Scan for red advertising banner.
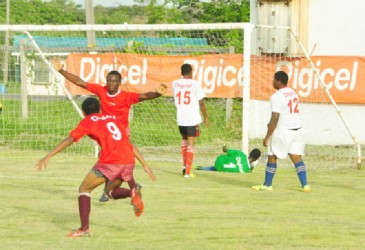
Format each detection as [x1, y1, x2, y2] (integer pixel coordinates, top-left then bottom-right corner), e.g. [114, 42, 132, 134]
[65, 53, 365, 104]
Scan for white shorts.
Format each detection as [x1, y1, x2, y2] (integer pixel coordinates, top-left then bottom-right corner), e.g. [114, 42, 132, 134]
[268, 128, 305, 159]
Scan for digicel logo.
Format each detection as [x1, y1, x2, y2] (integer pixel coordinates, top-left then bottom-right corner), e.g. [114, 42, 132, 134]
[184, 58, 360, 97]
[278, 59, 359, 98]
[79, 57, 148, 85]
[184, 58, 245, 94]
[74, 55, 360, 99]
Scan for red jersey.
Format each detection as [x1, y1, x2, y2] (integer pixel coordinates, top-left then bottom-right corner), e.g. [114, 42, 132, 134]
[86, 84, 140, 127]
[70, 113, 135, 165]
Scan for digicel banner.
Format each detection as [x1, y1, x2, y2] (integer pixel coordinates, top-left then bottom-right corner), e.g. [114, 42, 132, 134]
[65, 53, 365, 104]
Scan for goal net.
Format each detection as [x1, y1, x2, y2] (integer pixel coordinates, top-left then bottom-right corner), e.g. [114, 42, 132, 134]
[0, 24, 360, 169]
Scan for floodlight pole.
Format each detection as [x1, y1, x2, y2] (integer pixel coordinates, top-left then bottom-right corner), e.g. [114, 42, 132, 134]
[84, 0, 96, 47]
[3, 0, 10, 85]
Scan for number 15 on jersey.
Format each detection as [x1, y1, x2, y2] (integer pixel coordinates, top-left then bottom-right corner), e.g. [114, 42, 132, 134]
[175, 91, 191, 105]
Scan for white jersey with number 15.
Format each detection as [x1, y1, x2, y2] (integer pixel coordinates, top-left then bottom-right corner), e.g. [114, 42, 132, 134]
[270, 87, 302, 130]
[172, 78, 206, 126]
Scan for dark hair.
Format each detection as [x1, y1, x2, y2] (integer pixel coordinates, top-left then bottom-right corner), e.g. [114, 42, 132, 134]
[82, 97, 100, 115]
[107, 70, 122, 81]
[249, 148, 261, 161]
[181, 64, 192, 76]
[274, 71, 289, 85]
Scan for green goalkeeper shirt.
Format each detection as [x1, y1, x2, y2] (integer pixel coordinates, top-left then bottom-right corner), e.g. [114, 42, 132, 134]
[214, 149, 251, 173]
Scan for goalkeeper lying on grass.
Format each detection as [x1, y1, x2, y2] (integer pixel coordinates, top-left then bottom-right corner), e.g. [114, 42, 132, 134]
[196, 146, 261, 173]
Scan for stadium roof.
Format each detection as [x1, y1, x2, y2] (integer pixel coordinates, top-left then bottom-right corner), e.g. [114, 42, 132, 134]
[12, 35, 208, 50]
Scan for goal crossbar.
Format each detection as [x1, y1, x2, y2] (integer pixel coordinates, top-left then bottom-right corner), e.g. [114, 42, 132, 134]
[0, 23, 360, 169]
[0, 23, 252, 32]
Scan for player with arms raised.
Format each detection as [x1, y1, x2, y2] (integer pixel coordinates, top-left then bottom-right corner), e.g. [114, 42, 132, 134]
[252, 71, 311, 192]
[172, 63, 208, 178]
[53, 58, 165, 200]
[36, 97, 145, 237]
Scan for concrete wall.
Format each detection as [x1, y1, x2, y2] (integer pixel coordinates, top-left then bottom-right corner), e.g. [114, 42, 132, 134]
[308, 0, 365, 56]
[249, 0, 365, 145]
[248, 100, 364, 145]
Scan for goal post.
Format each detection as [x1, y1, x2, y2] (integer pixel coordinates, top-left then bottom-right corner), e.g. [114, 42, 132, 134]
[287, 26, 362, 169]
[251, 24, 362, 169]
[22, 31, 84, 119]
[0, 23, 361, 169]
[22, 30, 100, 158]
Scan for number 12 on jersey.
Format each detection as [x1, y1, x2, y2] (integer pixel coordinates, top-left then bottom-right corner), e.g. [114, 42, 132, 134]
[288, 97, 299, 114]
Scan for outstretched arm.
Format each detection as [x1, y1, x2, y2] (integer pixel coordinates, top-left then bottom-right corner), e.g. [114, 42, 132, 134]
[139, 83, 167, 101]
[53, 57, 87, 89]
[199, 99, 209, 126]
[35, 136, 75, 171]
[132, 144, 156, 182]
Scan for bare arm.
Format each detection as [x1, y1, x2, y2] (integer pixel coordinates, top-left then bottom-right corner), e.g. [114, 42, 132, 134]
[35, 136, 75, 171]
[263, 112, 280, 147]
[139, 83, 167, 101]
[132, 144, 156, 182]
[199, 99, 209, 126]
[53, 57, 87, 89]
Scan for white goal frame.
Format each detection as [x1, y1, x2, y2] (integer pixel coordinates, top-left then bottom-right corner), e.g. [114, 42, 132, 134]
[0, 23, 361, 168]
[0, 23, 252, 155]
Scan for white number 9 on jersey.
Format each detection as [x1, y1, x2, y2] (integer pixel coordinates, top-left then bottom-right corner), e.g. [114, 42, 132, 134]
[106, 122, 122, 140]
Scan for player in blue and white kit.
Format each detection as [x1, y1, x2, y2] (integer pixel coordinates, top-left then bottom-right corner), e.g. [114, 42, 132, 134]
[172, 63, 208, 178]
[252, 71, 311, 192]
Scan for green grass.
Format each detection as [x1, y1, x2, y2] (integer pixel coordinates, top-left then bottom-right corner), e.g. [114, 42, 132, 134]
[1, 155, 364, 249]
[1, 90, 360, 169]
[130, 97, 243, 147]
[0, 95, 243, 149]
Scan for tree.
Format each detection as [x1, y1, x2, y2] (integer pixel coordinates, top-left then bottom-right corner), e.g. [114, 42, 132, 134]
[0, 0, 84, 25]
[199, 0, 250, 23]
[133, 0, 249, 24]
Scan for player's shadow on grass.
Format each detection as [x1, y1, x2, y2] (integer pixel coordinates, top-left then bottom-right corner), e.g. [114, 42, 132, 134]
[157, 165, 187, 177]
[151, 165, 258, 188]
[196, 171, 258, 188]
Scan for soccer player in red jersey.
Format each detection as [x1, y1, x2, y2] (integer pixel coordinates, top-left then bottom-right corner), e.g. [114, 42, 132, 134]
[36, 97, 144, 237]
[53, 58, 163, 199]
[53, 58, 166, 128]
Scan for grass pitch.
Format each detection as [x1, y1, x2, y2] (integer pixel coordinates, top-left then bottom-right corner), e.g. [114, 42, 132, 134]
[1, 155, 364, 250]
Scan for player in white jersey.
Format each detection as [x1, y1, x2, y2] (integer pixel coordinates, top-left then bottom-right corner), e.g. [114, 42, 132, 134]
[252, 71, 311, 192]
[172, 63, 208, 178]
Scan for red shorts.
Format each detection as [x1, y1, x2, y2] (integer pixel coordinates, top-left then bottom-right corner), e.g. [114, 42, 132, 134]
[93, 162, 135, 182]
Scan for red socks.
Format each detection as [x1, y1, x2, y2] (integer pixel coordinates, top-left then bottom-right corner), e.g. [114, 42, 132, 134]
[110, 187, 131, 199]
[78, 193, 91, 231]
[185, 145, 194, 174]
[181, 140, 188, 167]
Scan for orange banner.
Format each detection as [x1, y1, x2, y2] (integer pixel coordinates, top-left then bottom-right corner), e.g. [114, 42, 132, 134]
[65, 53, 365, 104]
